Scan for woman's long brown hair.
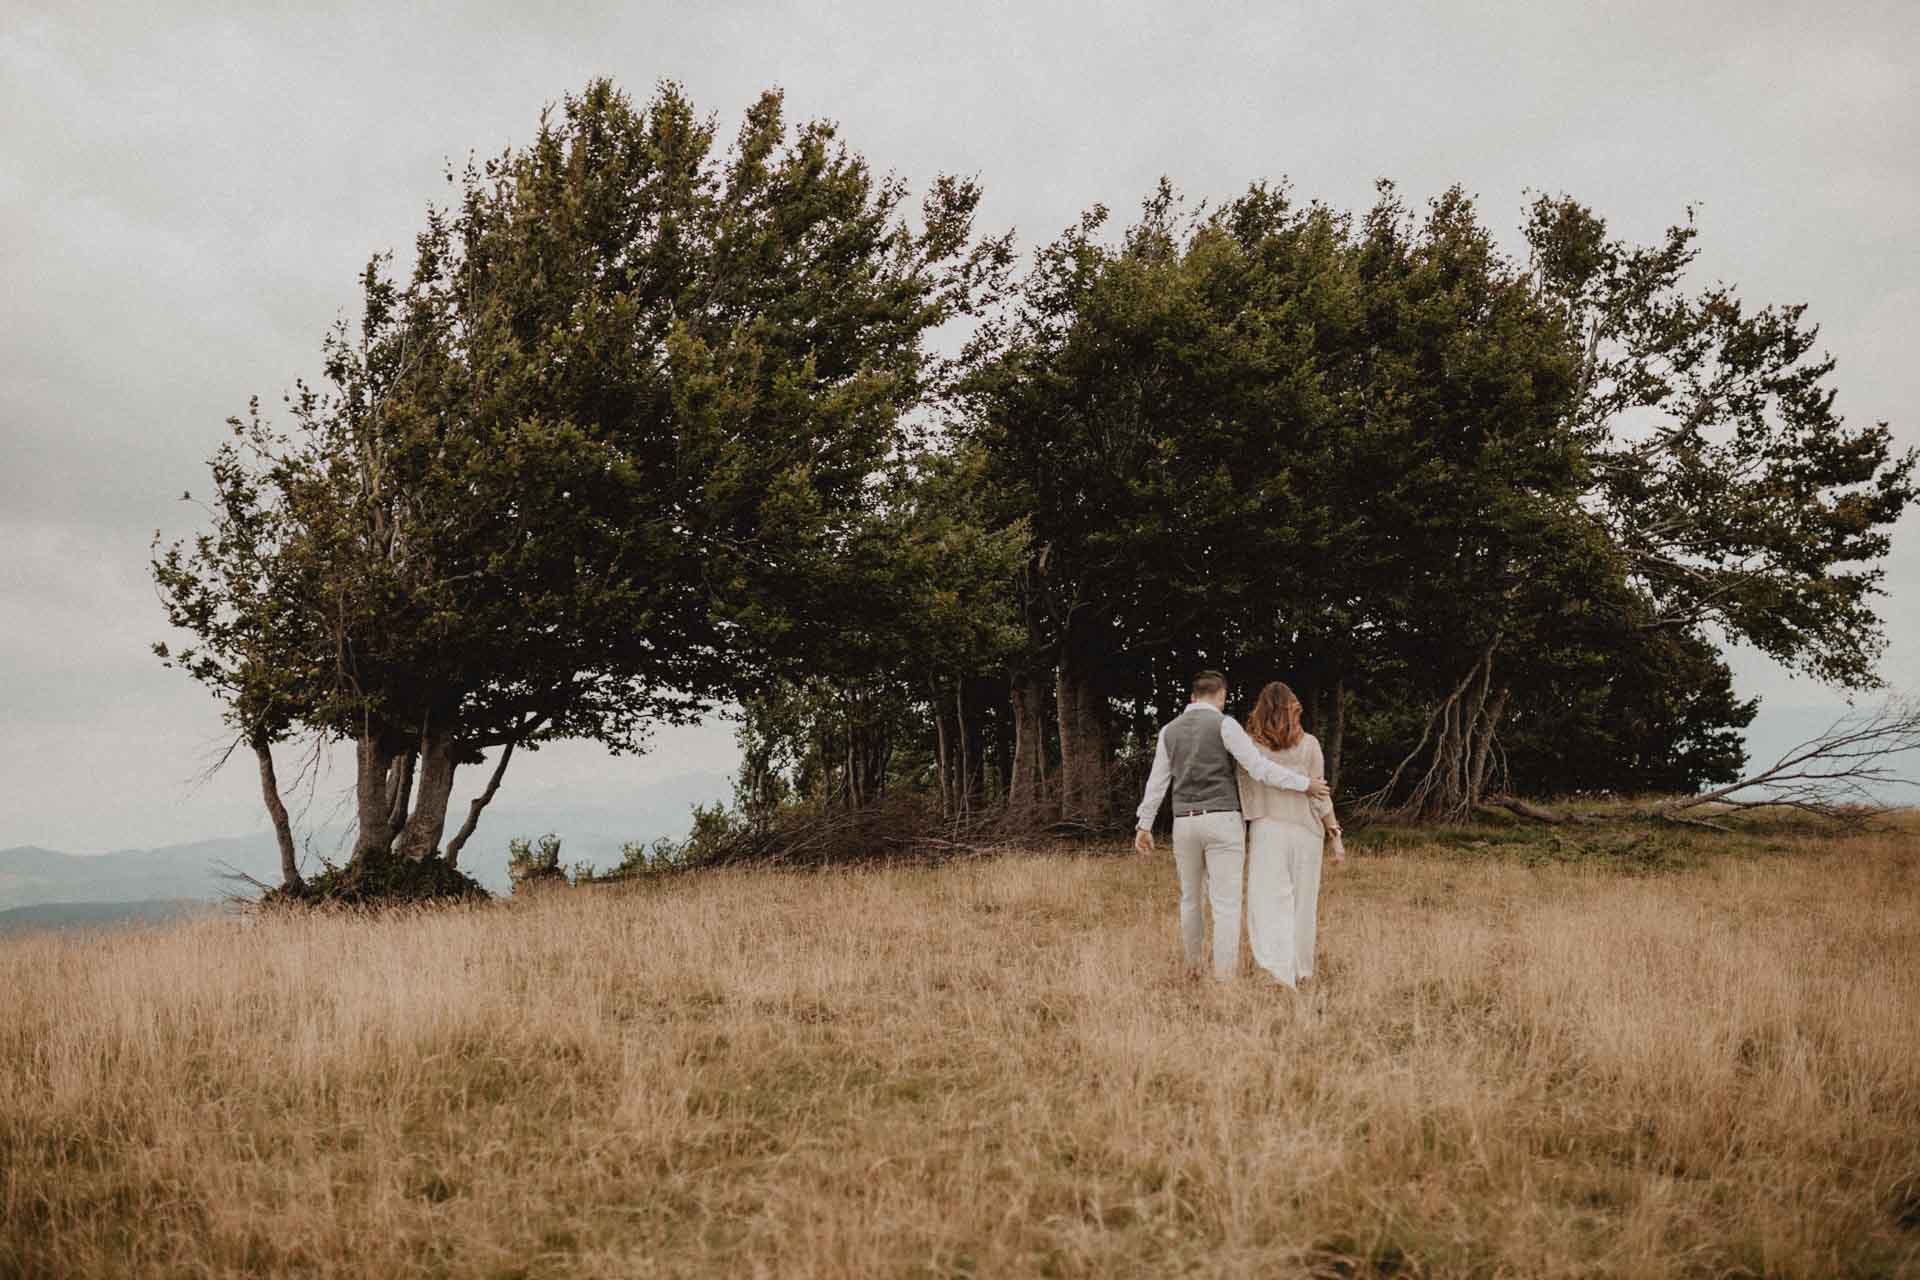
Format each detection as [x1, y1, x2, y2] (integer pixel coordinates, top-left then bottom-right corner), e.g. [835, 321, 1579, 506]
[1247, 681, 1305, 751]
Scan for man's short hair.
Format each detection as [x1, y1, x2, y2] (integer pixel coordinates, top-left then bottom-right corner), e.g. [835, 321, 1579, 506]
[1190, 670, 1227, 699]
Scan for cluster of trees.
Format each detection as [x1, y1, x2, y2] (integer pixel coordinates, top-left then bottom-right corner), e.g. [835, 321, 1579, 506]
[156, 80, 1914, 888]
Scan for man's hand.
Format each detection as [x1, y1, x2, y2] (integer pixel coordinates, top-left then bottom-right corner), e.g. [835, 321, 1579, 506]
[1307, 778, 1331, 801]
[1133, 828, 1154, 856]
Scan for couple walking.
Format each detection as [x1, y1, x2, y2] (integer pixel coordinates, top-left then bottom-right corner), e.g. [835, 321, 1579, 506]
[1133, 671, 1345, 987]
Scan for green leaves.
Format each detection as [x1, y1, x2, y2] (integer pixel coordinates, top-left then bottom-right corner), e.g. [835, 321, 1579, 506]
[1527, 193, 1916, 688]
[155, 78, 1004, 858]
[158, 89, 1913, 841]
[953, 178, 1909, 803]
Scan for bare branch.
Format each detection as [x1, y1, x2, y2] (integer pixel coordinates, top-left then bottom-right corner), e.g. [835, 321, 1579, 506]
[443, 714, 545, 866]
[1660, 695, 1920, 821]
[251, 732, 304, 890]
[1494, 696, 1920, 832]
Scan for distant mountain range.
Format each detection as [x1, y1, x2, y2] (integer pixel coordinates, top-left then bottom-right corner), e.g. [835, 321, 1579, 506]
[0, 835, 279, 915]
[0, 771, 731, 924]
[0, 899, 215, 935]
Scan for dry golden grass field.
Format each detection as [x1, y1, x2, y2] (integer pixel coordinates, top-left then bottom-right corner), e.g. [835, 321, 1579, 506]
[3, 815, 1918, 1278]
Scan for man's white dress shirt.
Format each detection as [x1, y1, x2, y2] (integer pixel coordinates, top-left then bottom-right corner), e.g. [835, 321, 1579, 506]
[1135, 703, 1312, 831]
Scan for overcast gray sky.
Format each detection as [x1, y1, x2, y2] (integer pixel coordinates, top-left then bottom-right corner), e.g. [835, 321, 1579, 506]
[3, 0, 1915, 852]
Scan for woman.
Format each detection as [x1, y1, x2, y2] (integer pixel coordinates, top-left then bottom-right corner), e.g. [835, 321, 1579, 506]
[1235, 681, 1344, 988]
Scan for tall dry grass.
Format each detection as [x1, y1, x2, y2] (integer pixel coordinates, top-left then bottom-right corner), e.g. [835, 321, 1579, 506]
[3, 820, 1918, 1277]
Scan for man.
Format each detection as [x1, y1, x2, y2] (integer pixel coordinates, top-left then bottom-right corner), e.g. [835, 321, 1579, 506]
[1134, 670, 1331, 980]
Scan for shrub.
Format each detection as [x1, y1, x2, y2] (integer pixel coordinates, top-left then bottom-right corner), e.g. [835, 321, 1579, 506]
[506, 834, 568, 894]
[260, 850, 488, 909]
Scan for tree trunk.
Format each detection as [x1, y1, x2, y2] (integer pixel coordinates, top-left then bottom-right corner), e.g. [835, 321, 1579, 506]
[444, 739, 516, 868]
[1056, 661, 1112, 827]
[932, 690, 952, 818]
[1366, 634, 1505, 822]
[1055, 667, 1081, 821]
[351, 734, 399, 864]
[954, 686, 972, 819]
[395, 726, 458, 860]
[838, 685, 890, 811]
[385, 749, 416, 837]
[251, 732, 302, 890]
[862, 723, 891, 804]
[1008, 670, 1049, 812]
[980, 673, 1013, 803]
[1469, 686, 1510, 801]
[1328, 677, 1347, 798]
[1054, 606, 1117, 827]
[845, 715, 861, 810]
[740, 739, 781, 829]
[1488, 794, 1570, 824]
[953, 680, 988, 819]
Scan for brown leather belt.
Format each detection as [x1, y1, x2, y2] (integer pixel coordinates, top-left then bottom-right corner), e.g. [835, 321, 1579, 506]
[1174, 807, 1240, 819]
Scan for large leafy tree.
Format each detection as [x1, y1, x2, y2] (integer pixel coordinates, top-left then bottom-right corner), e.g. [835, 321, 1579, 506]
[953, 179, 1907, 825]
[1318, 184, 1595, 819]
[957, 184, 1354, 822]
[1526, 194, 1916, 687]
[154, 79, 1008, 881]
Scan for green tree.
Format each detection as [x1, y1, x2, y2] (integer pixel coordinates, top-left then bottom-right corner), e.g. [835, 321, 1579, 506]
[154, 79, 1007, 885]
[730, 445, 1028, 818]
[1321, 183, 1592, 819]
[1525, 194, 1916, 687]
[958, 183, 1353, 823]
[958, 179, 1873, 824]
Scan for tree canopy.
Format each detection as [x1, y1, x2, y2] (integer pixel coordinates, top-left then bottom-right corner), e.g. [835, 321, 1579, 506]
[944, 179, 1906, 824]
[157, 84, 1914, 887]
[155, 79, 1009, 884]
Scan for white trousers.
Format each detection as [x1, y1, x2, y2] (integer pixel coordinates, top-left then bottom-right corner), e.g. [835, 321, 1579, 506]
[1247, 817, 1324, 987]
[1172, 811, 1246, 980]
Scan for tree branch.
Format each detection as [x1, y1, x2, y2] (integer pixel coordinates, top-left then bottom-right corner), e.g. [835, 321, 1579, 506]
[442, 715, 545, 865]
[1492, 695, 1920, 831]
[250, 730, 303, 890]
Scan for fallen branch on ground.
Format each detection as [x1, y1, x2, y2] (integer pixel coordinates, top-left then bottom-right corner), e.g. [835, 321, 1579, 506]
[1490, 695, 1920, 830]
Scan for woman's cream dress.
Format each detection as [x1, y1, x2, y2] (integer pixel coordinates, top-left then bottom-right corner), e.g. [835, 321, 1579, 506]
[1234, 733, 1337, 987]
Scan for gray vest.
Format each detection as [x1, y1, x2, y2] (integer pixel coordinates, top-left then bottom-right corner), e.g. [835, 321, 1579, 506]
[1164, 706, 1241, 813]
